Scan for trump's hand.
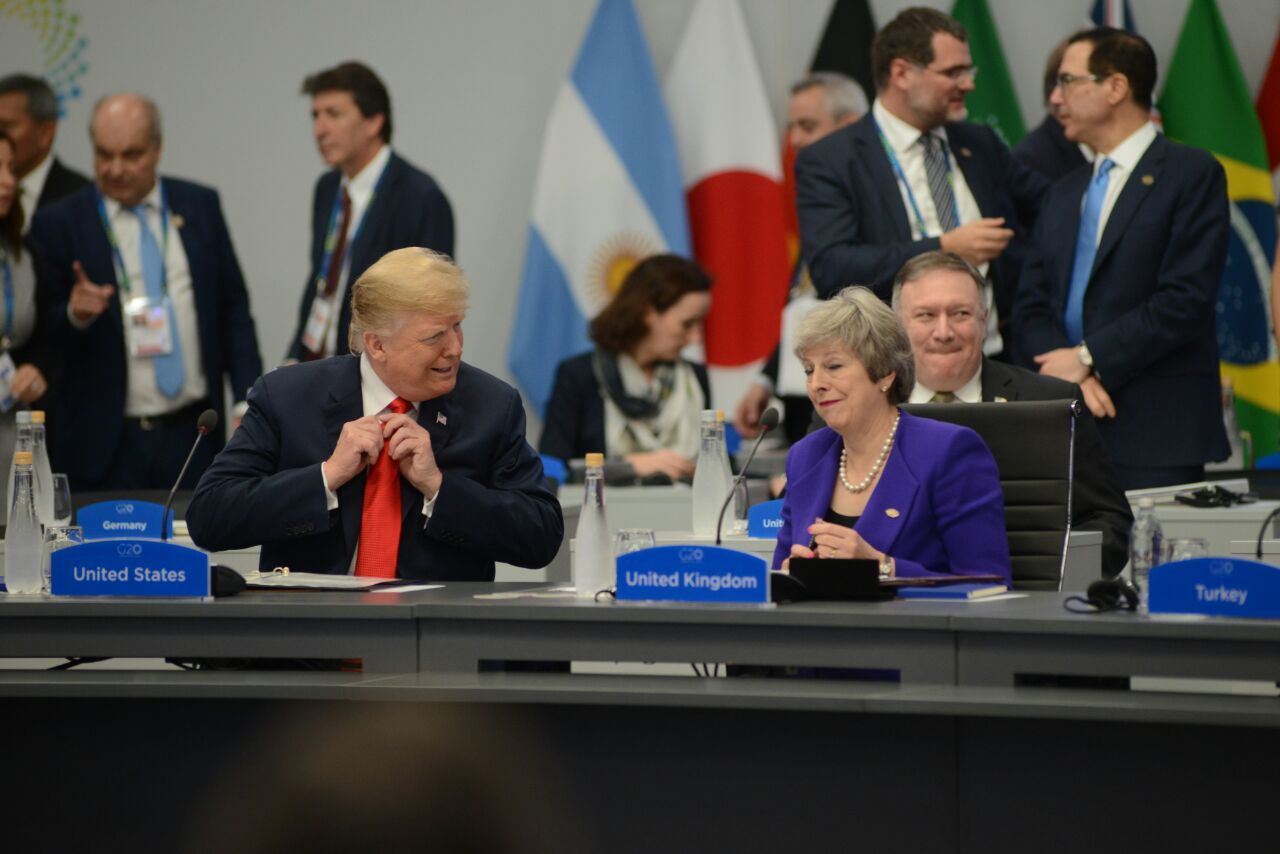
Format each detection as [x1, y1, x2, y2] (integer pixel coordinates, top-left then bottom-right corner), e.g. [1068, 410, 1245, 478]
[1034, 347, 1089, 384]
[322, 416, 384, 490]
[381, 412, 443, 498]
[69, 261, 115, 325]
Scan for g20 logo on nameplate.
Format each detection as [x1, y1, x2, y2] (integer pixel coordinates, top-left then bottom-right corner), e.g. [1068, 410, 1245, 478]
[77, 499, 174, 540]
[50, 539, 210, 598]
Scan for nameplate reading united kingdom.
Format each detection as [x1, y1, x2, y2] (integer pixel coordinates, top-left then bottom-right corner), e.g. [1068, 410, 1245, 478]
[78, 499, 174, 540]
[50, 539, 210, 598]
[616, 545, 768, 604]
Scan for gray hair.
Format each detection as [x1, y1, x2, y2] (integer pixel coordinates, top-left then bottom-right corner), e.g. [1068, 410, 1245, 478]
[794, 286, 915, 405]
[90, 93, 163, 146]
[890, 251, 988, 315]
[791, 71, 869, 121]
[0, 74, 58, 122]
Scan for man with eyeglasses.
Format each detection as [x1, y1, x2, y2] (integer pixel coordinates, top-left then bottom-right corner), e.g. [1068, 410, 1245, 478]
[795, 6, 1046, 359]
[1011, 28, 1229, 490]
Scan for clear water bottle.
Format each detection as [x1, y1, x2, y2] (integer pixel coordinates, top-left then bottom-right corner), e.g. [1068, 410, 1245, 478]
[691, 410, 726, 535]
[5, 451, 43, 594]
[6, 410, 32, 515]
[714, 409, 735, 496]
[30, 410, 53, 527]
[574, 453, 613, 600]
[1130, 497, 1163, 615]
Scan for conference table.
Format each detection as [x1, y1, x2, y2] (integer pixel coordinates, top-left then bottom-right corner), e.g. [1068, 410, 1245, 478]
[2, 583, 1280, 852]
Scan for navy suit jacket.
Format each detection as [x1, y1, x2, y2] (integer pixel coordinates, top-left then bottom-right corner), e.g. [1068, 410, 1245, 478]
[979, 359, 1131, 577]
[28, 178, 263, 486]
[772, 410, 1011, 582]
[539, 351, 710, 463]
[186, 356, 563, 580]
[286, 152, 454, 360]
[34, 157, 91, 211]
[1011, 134, 1230, 468]
[1012, 116, 1088, 184]
[796, 114, 1047, 323]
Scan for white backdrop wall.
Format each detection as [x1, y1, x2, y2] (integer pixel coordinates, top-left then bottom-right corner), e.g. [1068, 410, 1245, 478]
[3, 0, 1278, 435]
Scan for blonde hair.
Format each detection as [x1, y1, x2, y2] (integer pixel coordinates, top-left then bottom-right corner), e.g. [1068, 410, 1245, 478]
[793, 285, 915, 404]
[348, 248, 470, 353]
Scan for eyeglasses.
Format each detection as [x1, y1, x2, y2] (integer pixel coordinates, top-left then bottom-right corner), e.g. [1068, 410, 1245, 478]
[1055, 72, 1102, 90]
[921, 64, 979, 84]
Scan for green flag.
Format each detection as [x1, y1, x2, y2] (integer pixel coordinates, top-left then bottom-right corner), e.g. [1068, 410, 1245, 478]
[1157, 0, 1279, 460]
[951, 0, 1024, 145]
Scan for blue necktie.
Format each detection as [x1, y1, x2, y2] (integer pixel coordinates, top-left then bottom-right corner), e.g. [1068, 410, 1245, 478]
[131, 205, 185, 398]
[1063, 158, 1115, 344]
[920, 134, 958, 231]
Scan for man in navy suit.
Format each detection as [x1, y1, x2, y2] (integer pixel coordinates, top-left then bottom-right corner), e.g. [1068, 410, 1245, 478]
[286, 61, 454, 363]
[1012, 28, 1229, 489]
[795, 6, 1046, 356]
[1013, 40, 1090, 183]
[188, 248, 562, 580]
[29, 93, 262, 491]
[0, 74, 90, 221]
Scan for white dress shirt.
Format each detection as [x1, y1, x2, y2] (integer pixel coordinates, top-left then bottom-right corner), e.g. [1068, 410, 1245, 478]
[1089, 122, 1158, 246]
[908, 366, 984, 405]
[99, 182, 208, 417]
[319, 144, 391, 357]
[872, 100, 1001, 354]
[17, 153, 53, 235]
[320, 352, 438, 573]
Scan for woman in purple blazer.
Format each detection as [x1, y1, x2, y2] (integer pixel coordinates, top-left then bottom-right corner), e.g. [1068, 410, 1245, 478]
[773, 286, 1010, 582]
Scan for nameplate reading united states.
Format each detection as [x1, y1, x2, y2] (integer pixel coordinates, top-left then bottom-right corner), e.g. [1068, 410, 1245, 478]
[50, 539, 210, 598]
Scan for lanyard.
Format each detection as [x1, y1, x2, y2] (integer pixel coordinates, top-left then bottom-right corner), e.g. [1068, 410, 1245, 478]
[0, 245, 13, 341]
[317, 159, 391, 284]
[95, 184, 171, 297]
[871, 116, 958, 240]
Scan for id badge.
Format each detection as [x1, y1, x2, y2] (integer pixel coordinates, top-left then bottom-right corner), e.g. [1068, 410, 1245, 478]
[302, 287, 335, 354]
[125, 296, 174, 357]
[0, 351, 16, 413]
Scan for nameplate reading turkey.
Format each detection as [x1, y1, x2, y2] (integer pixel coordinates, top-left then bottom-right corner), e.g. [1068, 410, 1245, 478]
[616, 545, 768, 604]
[1148, 557, 1280, 619]
[50, 539, 210, 598]
[78, 500, 174, 540]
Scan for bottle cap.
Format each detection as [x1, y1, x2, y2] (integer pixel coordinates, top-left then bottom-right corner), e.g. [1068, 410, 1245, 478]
[585, 453, 604, 467]
[29, 410, 45, 424]
[1137, 497, 1154, 508]
[13, 451, 32, 466]
[715, 409, 725, 422]
[15, 411, 31, 424]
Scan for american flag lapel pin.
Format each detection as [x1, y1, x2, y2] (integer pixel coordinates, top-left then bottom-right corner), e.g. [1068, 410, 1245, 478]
[436, 412, 447, 426]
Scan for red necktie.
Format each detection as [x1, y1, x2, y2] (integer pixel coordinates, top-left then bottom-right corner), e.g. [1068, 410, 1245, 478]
[355, 397, 411, 578]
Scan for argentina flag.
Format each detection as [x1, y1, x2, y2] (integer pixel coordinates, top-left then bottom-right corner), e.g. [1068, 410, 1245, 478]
[508, 0, 690, 414]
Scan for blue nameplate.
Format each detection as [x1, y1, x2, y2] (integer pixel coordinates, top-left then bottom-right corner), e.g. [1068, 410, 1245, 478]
[1149, 557, 1280, 619]
[50, 539, 210, 598]
[616, 545, 768, 604]
[78, 500, 174, 540]
[748, 499, 785, 539]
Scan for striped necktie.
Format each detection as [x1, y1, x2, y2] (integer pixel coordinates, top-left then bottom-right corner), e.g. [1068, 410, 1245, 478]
[920, 134, 958, 232]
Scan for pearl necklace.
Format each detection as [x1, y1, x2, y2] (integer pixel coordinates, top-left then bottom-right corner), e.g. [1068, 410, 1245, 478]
[838, 411, 901, 493]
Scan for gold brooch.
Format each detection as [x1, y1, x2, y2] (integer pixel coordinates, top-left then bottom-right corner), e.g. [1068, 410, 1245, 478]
[1140, 175, 1154, 186]
[172, 213, 186, 229]
[885, 508, 900, 518]
[959, 146, 973, 158]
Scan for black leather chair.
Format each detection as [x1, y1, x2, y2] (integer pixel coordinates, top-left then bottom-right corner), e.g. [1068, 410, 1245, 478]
[903, 400, 1078, 591]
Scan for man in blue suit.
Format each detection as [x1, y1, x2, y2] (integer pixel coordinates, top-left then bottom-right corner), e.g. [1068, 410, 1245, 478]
[286, 61, 454, 363]
[188, 248, 562, 580]
[795, 6, 1046, 356]
[1012, 28, 1229, 490]
[29, 93, 262, 491]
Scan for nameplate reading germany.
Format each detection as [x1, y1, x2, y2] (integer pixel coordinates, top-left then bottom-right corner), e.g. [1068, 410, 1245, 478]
[50, 540, 210, 598]
[616, 545, 769, 604]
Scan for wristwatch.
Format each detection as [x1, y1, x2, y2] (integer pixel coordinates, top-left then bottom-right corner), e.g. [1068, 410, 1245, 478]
[879, 554, 894, 579]
[1077, 342, 1094, 370]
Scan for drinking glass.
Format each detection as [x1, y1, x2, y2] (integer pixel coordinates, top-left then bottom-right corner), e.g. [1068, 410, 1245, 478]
[615, 528, 657, 556]
[41, 525, 85, 594]
[51, 473, 72, 527]
[1164, 537, 1208, 563]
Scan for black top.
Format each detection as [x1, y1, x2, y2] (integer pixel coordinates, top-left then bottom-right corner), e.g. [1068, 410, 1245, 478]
[823, 507, 859, 528]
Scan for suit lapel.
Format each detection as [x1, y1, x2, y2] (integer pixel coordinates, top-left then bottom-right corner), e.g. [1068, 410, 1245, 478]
[400, 391, 453, 522]
[349, 153, 401, 274]
[856, 417, 919, 556]
[322, 358, 366, 555]
[979, 359, 1018, 402]
[163, 179, 211, 351]
[947, 125, 992, 215]
[1092, 136, 1165, 276]
[855, 120, 913, 240]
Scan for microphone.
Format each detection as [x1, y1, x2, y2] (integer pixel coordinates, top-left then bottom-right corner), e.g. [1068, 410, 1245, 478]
[161, 409, 218, 542]
[716, 407, 780, 546]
